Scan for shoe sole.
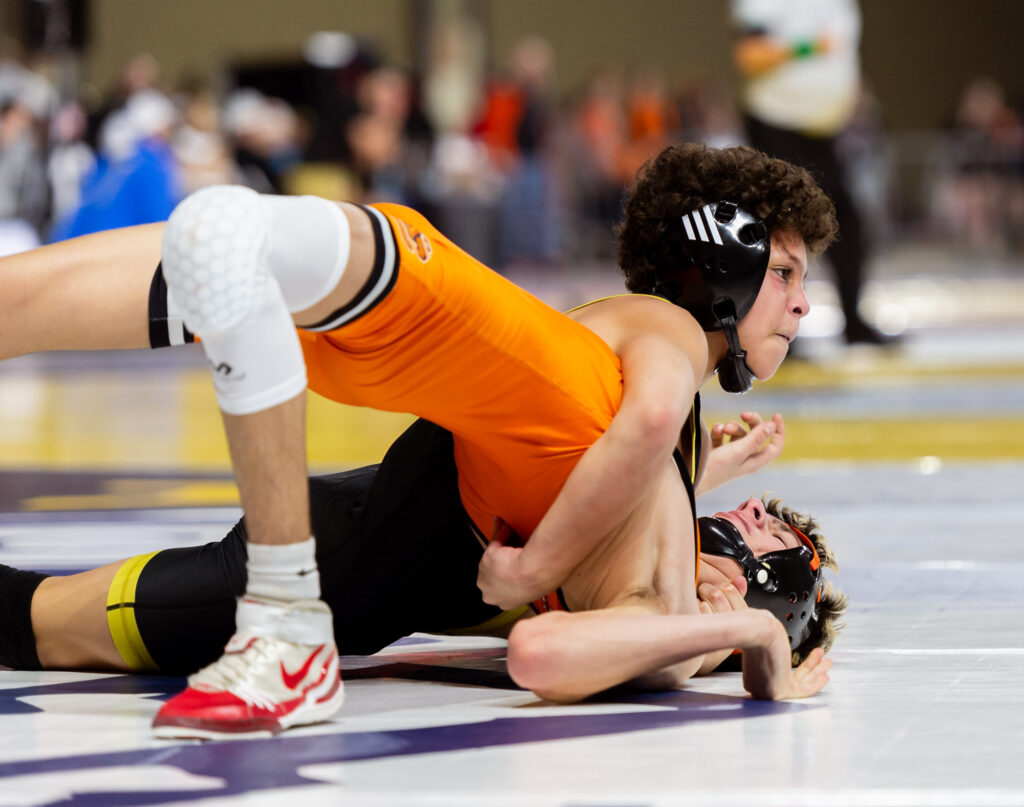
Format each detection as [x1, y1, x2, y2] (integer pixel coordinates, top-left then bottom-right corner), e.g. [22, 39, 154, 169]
[153, 676, 345, 742]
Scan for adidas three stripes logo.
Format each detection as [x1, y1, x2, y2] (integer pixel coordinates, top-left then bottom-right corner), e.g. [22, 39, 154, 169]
[681, 205, 723, 246]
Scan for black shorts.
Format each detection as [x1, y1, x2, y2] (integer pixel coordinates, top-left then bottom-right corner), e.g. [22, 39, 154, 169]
[129, 419, 503, 674]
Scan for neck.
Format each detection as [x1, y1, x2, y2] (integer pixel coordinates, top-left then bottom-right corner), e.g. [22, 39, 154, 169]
[703, 330, 728, 384]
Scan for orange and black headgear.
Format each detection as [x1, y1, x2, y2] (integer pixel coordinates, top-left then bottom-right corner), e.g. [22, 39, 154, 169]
[698, 515, 822, 650]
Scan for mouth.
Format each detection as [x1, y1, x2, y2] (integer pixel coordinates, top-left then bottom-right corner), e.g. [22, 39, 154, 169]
[715, 510, 752, 535]
[776, 333, 794, 344]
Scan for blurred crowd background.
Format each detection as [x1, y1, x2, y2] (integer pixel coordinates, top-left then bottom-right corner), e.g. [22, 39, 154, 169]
[1, 0, 1023, 344]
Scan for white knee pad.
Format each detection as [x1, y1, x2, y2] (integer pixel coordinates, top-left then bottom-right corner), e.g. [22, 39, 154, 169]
[163, 185, 271, 337]
[198, 276, 307, 415]
[261, 193, 351, 312]
[162, 186, 351, 329]
[162, 186, 350, 415]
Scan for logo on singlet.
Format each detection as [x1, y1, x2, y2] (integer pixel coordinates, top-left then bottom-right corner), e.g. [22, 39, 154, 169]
[395, 220, 433, 263]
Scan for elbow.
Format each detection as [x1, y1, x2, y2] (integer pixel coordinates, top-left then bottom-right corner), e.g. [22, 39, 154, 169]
[634, 398, 686, 453]
[507, 617, 585, 703]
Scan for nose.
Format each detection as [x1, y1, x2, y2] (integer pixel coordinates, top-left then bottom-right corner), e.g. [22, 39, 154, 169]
[739, 498, 767, 526]
[791, 280, 810, 319]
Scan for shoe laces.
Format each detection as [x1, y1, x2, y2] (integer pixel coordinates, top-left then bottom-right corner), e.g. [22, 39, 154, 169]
[188, 635, 282, 711]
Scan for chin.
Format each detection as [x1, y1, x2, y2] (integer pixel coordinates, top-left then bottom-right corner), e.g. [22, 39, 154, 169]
[748, 353, 785, 381]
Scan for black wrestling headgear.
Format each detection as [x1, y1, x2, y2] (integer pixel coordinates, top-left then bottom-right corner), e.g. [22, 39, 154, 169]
[652, 201, 770, 394]
[698, 515, 822, 651]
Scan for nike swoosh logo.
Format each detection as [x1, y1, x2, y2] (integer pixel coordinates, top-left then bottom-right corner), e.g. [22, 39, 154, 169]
[280, 644, 324, 690]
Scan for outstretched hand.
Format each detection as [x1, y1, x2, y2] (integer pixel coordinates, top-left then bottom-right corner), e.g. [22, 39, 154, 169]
[476, 518, 539, 611]
[742, 612, 832, 700]
[696, 412, 785, 496]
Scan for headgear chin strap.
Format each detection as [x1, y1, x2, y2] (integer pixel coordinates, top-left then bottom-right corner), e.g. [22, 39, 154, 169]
[650, 201, 770, 395]
[698, 515, 822, 651]
[715, 310, 756, 394]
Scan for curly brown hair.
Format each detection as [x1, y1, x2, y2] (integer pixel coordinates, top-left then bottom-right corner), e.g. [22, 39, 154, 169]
[617, 143, 838, 295]
[762, 496, 848, 667]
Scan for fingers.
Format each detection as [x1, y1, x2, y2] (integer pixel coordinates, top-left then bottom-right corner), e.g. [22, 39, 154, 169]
[791, 648, 832, 697]
[710, 422, 726, 448]
[740, 411, 762, 428]
[711, 412, 781, 447]
[799, 647, 831, 673]
[698, 580, 747, 613]
[488, 516, 515, 546]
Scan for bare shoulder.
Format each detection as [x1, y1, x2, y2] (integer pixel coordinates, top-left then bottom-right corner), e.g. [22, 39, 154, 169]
[570, 295, 708, 362]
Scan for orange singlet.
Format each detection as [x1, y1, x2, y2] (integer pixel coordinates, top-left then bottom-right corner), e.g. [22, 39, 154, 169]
[299, 203, 623, 541]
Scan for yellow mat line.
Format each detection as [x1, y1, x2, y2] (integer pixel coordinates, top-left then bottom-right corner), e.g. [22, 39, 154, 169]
[703, 414, 1024, 461]
[768, 358, 1024, 388]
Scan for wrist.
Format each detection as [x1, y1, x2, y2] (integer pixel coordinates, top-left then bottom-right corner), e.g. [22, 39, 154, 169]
[737, 609, 778, 650]
[516, 545, 560, 597]
[789, 39, 817, 59]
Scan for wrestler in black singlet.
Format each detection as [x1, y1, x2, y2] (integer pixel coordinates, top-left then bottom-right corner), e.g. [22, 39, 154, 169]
[132, 418, 503, 674]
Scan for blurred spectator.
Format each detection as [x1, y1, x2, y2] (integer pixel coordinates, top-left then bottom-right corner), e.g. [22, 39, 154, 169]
[47, 100, 96, 223]
[86, 53, 160, 147]
[837, 83, 894, 247]
[0, 96, 49, 240]
[223, 89, 304, 193]
[674, 75, 744, 149]
[941, 77, 1024, 251]
[51, 89, 182, 240]
[731, 0, 894, 346]
[495, 35, 562, 267]
[0, 40, 53, 248]
[173, 83, 238, 194]
[343, 67, 433, 204]
[473, 70, 522, 173]
[621, 67, 676, 180]
[570, 69, 628, 257]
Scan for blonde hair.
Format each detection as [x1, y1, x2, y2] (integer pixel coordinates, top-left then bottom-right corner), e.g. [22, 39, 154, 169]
[763, 496, 849, 666]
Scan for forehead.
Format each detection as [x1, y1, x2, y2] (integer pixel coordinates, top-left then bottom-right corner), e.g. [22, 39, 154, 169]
[769, 230, 808, 269]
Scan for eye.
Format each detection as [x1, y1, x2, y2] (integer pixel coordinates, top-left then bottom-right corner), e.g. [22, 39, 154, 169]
[772, 266, 793, 281]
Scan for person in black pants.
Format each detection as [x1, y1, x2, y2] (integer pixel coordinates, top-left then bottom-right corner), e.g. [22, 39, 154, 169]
[732, 0, 897, 345]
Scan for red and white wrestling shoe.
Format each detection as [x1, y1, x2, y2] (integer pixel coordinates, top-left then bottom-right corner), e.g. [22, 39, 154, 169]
[152, 597, 344, 740]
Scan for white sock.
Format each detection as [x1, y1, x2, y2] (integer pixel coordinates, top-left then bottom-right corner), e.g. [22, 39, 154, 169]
[245, 538, 321, 603]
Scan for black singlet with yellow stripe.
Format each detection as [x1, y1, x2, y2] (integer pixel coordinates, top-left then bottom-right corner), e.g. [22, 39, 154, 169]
[109, 419, 505, 674]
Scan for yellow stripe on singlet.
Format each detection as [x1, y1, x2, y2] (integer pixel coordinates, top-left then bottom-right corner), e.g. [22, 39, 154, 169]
[106, 551, 160, 672]
[564, 292, 667, 314]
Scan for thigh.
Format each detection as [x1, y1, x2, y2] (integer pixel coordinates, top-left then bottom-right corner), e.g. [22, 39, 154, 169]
[130, 527, 249, 675]
[0, 223, 161, 359]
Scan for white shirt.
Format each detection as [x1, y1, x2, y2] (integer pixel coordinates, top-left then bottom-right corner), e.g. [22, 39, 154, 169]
[732, 0, 861, 135]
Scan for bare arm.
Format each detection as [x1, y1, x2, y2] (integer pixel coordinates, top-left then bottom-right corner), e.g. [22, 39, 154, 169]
[477, 316, 705, 609]
[734, 32, 833, 79]
[734, 34, 792, 78]
[0, 223, 163, 360]
[506, 602, 829, 703]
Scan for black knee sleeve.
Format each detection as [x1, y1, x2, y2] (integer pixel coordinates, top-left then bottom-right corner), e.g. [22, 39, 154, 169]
[148, 263, 196, 349]
[0, 564, 49, 670]
[130, 528, 248, 675]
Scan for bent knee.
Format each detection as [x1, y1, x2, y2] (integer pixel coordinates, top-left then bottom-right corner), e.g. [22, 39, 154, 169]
[162, 185, 268, 337]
